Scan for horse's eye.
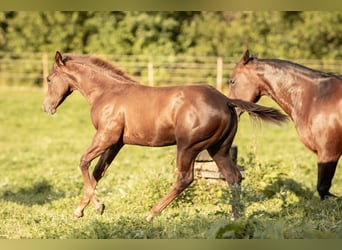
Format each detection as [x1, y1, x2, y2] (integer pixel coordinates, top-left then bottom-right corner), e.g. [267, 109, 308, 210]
[229, 79, 236, 85]
[47, 77, 51, 84]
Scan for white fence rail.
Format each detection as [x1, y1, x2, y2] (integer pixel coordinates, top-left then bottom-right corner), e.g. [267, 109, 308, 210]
[0, 52, 341, 91]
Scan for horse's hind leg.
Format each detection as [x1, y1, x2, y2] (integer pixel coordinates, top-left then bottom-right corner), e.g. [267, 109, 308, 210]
[208, 146, 242, 185]
[90, 142, 123, 214]
[146, 148, 197, 221]
[208, 144, 243, 219]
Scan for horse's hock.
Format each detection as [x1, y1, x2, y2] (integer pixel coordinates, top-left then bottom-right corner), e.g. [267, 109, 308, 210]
[195, 145, 245, 180]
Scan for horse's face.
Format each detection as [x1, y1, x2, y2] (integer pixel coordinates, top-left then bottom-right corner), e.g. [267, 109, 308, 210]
[227, 50, 262, 103]
[43, 52, 74, 115]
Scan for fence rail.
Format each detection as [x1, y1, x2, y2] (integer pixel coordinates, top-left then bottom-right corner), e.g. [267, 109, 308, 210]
[0, 52, 341, 91]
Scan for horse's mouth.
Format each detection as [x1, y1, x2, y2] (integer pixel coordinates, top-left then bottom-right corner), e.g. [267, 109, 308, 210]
[42, 103, 56, 115]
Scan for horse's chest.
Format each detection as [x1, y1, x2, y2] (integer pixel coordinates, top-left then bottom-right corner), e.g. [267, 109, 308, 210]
[295, 123, 316, 153]
[295, 107, 342, 154]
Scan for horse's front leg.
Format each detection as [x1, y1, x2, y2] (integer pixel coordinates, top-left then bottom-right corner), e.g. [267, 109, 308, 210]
[89, 142, 123, 215]
[73, 157, 93, 218]
[317, 161, 338, 199]
[73, 132, 115, 218]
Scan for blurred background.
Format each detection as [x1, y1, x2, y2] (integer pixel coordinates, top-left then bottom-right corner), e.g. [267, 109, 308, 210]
[0, 11, 341, 88]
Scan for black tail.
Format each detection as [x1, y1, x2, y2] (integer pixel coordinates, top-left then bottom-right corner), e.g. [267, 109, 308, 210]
[228, 98, 288, 125]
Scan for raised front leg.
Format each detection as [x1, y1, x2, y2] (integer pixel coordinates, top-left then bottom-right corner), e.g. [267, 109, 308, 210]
[317, 161, 337, 200]
[74, 157, 93, 218]
[89, 142, 123, 215]
[74, 131, 119, 218]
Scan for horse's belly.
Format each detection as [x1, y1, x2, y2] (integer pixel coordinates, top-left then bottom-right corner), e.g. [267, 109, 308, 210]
[123, 123, 176, 147]
[123, 134, 176, 147]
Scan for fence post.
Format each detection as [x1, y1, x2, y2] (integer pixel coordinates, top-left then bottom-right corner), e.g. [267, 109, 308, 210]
[148, 61, 154, 86]
[42, 53, 49, 92]
[216, 57, 223, 91]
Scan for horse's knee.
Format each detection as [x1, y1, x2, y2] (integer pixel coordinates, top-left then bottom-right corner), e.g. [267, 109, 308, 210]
[79, 157, 90, 171]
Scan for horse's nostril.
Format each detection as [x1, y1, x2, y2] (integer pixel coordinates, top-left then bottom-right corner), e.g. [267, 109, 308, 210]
[42, 102, 55, 115]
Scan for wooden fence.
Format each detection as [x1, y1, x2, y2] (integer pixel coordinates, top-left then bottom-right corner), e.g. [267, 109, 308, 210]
[0, 52, 341, 91]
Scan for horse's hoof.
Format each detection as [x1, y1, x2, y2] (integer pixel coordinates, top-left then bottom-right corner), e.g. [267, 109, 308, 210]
[320, 192, 338, 200]
[74, 210, 84, 218]
[96, 204, 105, 215]
[325, 192, 338, 199]
[146, 213, 154, 222]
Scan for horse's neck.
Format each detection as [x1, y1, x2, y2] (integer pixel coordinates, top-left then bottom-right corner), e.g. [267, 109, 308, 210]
[78, 80, 136, 106]
[260, 64, 309, 121]
[72, 67, 138, 105]
[77, 81, 107, 105]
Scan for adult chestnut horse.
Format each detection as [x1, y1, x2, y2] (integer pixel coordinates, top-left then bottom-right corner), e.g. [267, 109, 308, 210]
[228, 50, 342, 200]
[43, 51, 287, 220]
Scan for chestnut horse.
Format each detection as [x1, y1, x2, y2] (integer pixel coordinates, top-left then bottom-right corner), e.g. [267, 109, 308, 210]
[228, 50, 342, 200]
[43, 51, 287, 220]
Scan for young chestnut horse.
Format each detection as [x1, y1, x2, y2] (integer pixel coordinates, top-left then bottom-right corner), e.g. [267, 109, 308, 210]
[228, 50, 342, 200]
[43, 51, 287, 220]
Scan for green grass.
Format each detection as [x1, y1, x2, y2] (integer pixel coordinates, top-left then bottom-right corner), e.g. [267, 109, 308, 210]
[0, 88, 341, 239]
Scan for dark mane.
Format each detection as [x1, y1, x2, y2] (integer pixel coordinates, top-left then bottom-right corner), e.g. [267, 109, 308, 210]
[259, 58, 340, 79]
[63, 54, 139, 84]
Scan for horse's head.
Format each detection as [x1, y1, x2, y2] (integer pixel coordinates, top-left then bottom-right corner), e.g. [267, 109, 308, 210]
[43, 51, 75, 115]
[227, 50, 262, 103]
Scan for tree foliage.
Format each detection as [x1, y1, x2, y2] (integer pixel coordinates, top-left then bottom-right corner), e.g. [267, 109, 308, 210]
[0, 11, 341, 59]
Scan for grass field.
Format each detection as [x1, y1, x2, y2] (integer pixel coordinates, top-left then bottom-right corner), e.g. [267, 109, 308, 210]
[0, 88, 341, 239]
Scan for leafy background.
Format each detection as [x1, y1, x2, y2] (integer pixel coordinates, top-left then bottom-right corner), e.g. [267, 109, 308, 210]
[0, 11, 341, 59]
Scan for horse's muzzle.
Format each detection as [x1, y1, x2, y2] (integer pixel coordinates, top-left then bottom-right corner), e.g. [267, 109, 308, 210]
[42, 102, 56, 115]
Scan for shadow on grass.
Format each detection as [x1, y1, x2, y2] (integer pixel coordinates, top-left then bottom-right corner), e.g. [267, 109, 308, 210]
[244, 176, 315, 218]
[0, 180, 65, 206]
[262, 176, 314, 199]
[210, 177, 341, 238]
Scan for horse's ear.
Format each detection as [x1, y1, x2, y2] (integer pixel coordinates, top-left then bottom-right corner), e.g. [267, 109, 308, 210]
[241, 49, 250, 65]
[55, 51, 65, 67]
